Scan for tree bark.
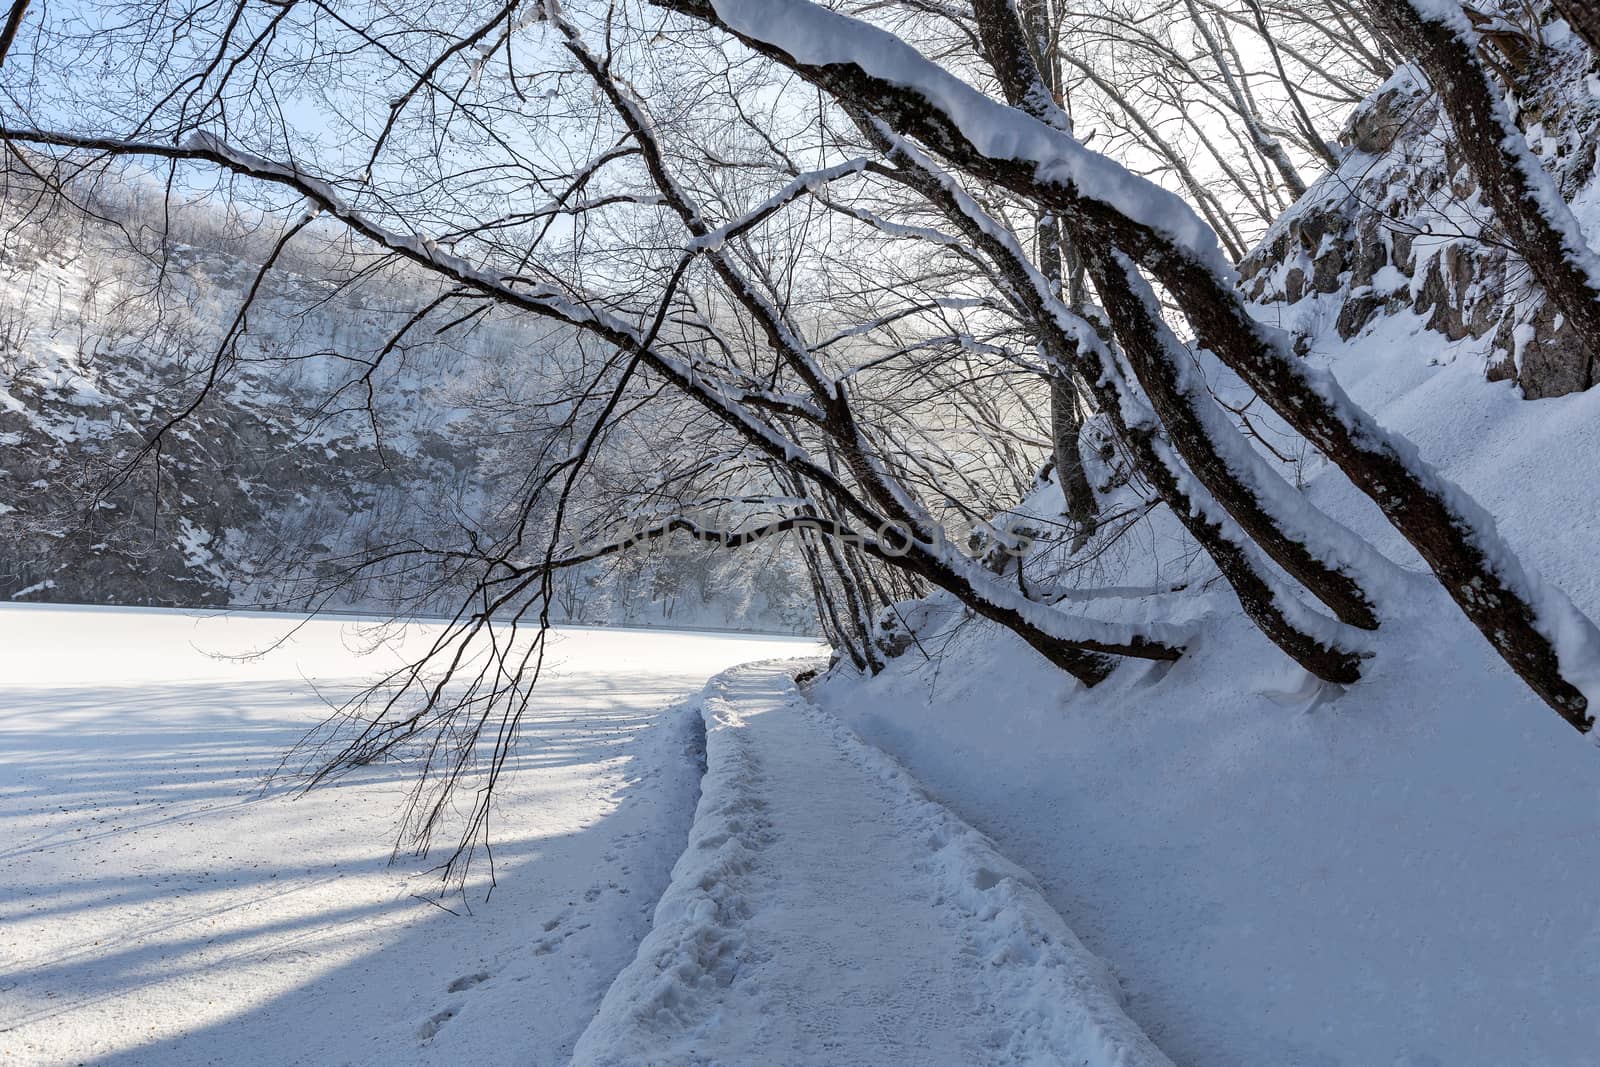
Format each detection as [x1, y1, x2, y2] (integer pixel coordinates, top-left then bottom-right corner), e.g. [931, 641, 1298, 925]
[971, 0, 1381, 633]
[1049, 370, 1098, 548]
[861, 131, 1365, 682]
[1037, 212, 1100, 549]
[0, 0, 31, 68]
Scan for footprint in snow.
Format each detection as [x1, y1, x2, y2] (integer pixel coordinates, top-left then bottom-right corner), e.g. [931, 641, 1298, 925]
[446, 971, 490, 993]
[416, 1007, 457, 1041]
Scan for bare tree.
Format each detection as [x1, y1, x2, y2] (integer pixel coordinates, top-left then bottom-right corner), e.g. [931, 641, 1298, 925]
[0, 0, 28, 69]
[5, 0, 1600, 880]
[1551, 0, 1600, 54]
[638, 0, 1597, 728]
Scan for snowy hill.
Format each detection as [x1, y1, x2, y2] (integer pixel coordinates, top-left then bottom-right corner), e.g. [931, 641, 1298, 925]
[812, 325, 1600, 1062]
[1240, 20, 1600, 398]
[0, 172, 817, 632]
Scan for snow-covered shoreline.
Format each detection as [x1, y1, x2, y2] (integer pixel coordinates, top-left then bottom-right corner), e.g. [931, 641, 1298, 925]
[810, 314, 1600, 1066]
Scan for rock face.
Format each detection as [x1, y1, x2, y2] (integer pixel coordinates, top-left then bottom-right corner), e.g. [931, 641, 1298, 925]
[1239, 18, 1600, 399]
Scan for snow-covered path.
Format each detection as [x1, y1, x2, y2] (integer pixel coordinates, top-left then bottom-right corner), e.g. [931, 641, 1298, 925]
[575, 663, 1172, 1067]
[0, 606, 814, 1066]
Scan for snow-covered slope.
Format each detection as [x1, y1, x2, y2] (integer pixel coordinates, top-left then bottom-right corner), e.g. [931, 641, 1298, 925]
[814, 356, 1600, 1064]
[809, 184, 1600, 1067]
[1240, 18, 1600, 398]
[0, 186, 482, 609]
[801, 19, 1600, 1064]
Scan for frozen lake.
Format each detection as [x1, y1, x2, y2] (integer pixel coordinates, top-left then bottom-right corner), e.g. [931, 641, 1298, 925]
[0, 604, 816, 1066]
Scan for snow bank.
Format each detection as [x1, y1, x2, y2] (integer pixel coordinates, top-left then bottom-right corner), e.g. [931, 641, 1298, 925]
[570, 672, 770, 1064]
[798, 687, 1177, 1067]
[814, 309, 1600, 1064]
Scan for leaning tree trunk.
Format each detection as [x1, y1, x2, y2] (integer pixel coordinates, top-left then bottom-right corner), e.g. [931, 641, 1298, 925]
[1076, 235, 1383, 630]
[0, 0, 29, 68]
[970, 0, 1382, 633]
[962, 0, 1600, 728]
[1366, 0, 1600, 390]
[1076, 258, 1365, 683]
[859, 126, 1366, 682]
[1049, 370, 1098, 548]
[1151, 241, 1598, 729]
[665, 0, 1599, 726]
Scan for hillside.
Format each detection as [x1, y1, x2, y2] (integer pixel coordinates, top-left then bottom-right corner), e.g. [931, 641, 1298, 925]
[1241, 16, 1600, 398]
[0, 175, 816, 631]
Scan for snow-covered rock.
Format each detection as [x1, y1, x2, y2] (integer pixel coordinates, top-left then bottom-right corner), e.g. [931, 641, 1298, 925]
[1240, 12, 1600, 398]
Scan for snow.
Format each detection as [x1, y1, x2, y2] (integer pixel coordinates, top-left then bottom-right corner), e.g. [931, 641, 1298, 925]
[813, 306, 1600, 1067]
[3, 608, 1168, 1066]
[1405, 0, 1600, 298]
[1111, 252, 1398, 605]
[7, 10, 1600, 1063]
[575, 662, 1172, 1067]
[8, 579, 55, 600]
[0, 605, 815, 1066]
[817, 585, 1600, 1063]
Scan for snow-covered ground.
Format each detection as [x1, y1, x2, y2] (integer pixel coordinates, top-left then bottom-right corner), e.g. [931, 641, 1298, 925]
[10, 319, 1600, 1067]
[0, 605, 814, 1066]
[0, 609, 1175, 1067]
[813, 317, 1600, 1067]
